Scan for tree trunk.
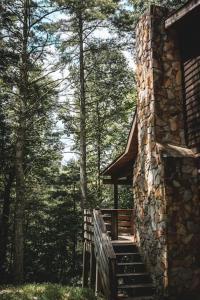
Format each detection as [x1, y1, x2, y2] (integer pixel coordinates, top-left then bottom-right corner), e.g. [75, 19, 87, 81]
[13, 0, 29, 284]
[14, 128, 26, 283]
[78, 9, 87, 212]
[72, 184, 77, 275]
[0, 170, 15, 282]
[96, 100, 101, 202]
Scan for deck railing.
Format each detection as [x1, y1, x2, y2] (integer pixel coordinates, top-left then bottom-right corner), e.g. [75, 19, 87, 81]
[93, 210, 117, 300]
[83, 209, 135, 300]
[100, 209, 135, 240]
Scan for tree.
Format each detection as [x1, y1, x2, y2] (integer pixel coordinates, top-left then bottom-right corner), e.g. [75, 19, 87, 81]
[0, 3, 18, 279]
[59, 38, 135, 208]
[24, 160, 82, 283]
[127, 0, 187, 19]
[82, 41, 135, 205]
[54, 0, 122, 211]
[1, 0, 62, 283]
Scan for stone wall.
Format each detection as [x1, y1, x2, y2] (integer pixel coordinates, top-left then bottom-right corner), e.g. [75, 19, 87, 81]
[133, 5, 200, 300]
[165, 155, 200, 299]
[134, 6, 168, 298]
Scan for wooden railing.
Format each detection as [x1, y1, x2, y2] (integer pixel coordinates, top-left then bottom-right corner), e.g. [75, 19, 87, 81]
[84, 209, 94, 244]
[93, 210, 117, 300]
[101, 209, 135, 240]
[83, 209, 135, 299]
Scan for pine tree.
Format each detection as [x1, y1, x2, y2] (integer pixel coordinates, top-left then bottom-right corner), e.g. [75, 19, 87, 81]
[54, 0, 121, 211]
[1, 0, 61, 283]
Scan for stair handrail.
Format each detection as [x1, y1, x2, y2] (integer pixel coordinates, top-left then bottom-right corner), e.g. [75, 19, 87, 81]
[93, 209, 117, 300]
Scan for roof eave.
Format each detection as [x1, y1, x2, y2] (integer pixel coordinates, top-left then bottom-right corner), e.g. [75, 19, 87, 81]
[165, 0, 200, 28]
[102, 112, 138, 178]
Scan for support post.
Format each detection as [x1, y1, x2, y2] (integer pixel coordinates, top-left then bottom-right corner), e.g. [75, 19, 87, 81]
[111, 210, 118, 240]
[130, 209, 135, 236]
[113, 182, 118, 209]
[109, 258, 117, 300]
[95, 261, 99, 297]
[82, 241, 90, 287]
[89, 244, 96, 289]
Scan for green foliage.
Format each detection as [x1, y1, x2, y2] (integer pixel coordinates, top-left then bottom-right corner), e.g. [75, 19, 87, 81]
[0, 284, 103, 300]
[24, 161, 83, 284]
[84, 41, 135, 206]
[128, 0, 188, 19]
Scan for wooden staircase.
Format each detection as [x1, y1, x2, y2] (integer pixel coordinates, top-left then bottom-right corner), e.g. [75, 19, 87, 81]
[83, 209, 155, 300]
[113, 241, 154, 300]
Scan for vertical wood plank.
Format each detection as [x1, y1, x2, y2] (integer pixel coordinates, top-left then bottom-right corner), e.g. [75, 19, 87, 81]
[89, 244, 96, 289]
[82, 241, 90, 288]
[114, 183, 118, 209]
[109, 258, 117, 300]
[111, 210, 118, 240]
[95, 262, 99, 296]
[130, 209, 135, 236]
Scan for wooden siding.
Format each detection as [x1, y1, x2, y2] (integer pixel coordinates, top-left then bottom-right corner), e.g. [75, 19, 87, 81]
[183, 56, 200, 151]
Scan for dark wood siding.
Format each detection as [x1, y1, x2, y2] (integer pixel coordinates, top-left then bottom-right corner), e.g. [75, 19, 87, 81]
[178, 9, 200, 152]
[183, 56, 200, 151]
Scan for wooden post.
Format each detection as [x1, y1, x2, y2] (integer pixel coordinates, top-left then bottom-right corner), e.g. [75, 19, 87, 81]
[109, 258, 117, 300]
[113, 182, 118, 209]
[82, 241, 90, 287]
[95, 261, 99, 296]
[111, 210, 118, 240]
[89, 244, 96, 289]
[130, 209, 135, 236]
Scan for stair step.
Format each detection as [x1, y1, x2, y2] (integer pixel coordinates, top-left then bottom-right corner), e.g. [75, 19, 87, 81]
[112, 241, 136, 245]
[116, 253, 139, 256]
[104, 222, 111, 226]
[118, 283, 153, 289]
[117, 261, 146, 273]
[117, 271, 151, 285]
[117, 272, 148, 277]
[114, 245, 138, 253]
[118, 284, 154, 297]
[117, 262, 144, 266]
[118, 296, 154, 300]
[116, 254, 141, 263]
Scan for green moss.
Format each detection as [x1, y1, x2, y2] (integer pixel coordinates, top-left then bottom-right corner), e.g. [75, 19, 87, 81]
[0, 284, 104, 300]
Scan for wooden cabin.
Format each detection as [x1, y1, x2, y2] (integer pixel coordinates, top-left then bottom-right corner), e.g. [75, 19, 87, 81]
[83, 1, 200, 299]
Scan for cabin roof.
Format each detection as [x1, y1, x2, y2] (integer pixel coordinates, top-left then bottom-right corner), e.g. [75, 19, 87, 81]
[102, 111, 138, 182]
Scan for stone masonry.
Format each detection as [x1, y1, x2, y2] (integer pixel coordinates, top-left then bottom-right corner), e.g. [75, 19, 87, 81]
[133, 5, 200, 300]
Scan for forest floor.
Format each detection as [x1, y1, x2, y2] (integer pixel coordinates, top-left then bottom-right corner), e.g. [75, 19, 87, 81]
[0, 284, 104, 300]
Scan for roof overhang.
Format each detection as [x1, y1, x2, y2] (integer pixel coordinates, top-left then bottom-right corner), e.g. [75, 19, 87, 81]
[165, 0, 200, 28]
[102, 112, 138, 184]
[165, 0, 200, 61]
